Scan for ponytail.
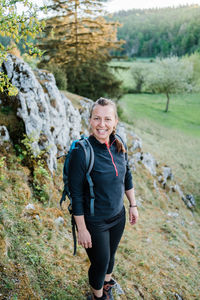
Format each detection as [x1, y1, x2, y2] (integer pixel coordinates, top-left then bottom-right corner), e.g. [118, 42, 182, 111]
[112, 127, 126, 153]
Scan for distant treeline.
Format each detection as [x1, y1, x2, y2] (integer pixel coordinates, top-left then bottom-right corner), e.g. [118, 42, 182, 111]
[109, 5, 200, 58]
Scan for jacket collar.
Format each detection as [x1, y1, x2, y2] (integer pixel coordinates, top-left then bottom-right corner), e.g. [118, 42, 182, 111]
[89, 134, 116, 147]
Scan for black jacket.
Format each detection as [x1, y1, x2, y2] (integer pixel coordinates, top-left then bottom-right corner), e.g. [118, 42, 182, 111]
[68, 134, 133, 221]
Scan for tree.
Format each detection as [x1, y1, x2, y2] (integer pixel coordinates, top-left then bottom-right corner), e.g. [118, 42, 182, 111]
[146, 57, 193, 112]
[184, 52, 200, 91]
[38, 0, 123, 98]
[130, 62, 150, 93]
[0, 0, 45, 95]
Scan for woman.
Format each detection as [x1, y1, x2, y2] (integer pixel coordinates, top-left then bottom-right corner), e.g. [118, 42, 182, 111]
[69, 98, 138, 300]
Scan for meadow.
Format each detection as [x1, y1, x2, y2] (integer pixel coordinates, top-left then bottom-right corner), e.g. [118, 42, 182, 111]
[111, 60, 200, 206]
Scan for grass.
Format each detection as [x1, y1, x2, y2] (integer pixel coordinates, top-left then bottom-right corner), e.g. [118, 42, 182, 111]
[119, 93, 200, 137]
[119, 92, 200, 208]
[0, 134, 200, 299]
[109, 59, 154, 89]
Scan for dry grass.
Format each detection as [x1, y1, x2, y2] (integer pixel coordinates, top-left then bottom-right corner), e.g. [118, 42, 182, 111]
[0, 146, 199, 299]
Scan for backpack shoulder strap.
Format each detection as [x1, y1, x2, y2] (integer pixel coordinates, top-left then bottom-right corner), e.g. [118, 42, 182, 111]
[77, 139, 95, 216]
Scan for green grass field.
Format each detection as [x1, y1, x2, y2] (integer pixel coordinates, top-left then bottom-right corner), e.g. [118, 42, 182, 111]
[119, 92, 200, 206]
[119, 93, 200, 137]
[110, 59, 153, 89]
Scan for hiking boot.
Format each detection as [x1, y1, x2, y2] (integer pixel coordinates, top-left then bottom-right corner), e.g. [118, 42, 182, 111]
[87, 292, 107, 300]
[103, 279, 117, 300]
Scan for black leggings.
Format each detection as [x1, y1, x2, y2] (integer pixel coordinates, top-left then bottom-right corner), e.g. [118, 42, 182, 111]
[85, 207, 126, 290]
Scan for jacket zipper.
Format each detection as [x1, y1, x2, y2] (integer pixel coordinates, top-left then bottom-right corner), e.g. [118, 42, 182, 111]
[105, 141, 118, 176]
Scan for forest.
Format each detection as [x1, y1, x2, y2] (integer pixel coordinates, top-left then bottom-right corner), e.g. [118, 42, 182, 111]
[109, 5, 200, 58]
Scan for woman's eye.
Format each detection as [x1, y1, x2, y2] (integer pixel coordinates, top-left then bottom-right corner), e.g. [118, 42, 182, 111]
[106, 118, 111, 121]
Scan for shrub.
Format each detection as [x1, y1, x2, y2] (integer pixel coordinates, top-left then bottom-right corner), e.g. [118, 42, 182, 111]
[46, 65, 67, 90]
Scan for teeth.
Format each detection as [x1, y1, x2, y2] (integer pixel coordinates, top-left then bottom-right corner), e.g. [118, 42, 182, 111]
[97, 129, 107, 133]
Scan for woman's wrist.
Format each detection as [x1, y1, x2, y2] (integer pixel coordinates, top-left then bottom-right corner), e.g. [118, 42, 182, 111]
[129, 204, 137, 208]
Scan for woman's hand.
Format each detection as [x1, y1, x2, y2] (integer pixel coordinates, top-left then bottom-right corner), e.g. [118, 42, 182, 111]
[77, 228, 92, 248]
[129, 207, 139, 225]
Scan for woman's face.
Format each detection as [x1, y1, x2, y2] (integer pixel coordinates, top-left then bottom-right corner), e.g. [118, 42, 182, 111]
[90, 104, 118, 144]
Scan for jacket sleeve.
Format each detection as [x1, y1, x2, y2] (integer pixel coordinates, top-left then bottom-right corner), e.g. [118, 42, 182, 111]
[68, 145, 86, 215]
[124, 154, 134, 191]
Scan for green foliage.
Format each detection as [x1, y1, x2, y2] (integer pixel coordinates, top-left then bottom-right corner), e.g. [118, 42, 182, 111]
[0, 72, 18, 95]
[145, 56, 193, 111]
[46, 64, 67, 90]
[0, 0, 45, 95]
[38, 0, 123, 98]
[183, 52, 200, 91]
[130, 62, 150, 93]
[109, 5, 200, 58]
[33, 166, 50, 204]
[66, 61, 122, 99]
[0, 156, 6, 182]
[17, 133, 48, 171]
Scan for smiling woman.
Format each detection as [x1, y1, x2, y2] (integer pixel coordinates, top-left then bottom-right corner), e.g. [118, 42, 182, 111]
[68, 97, 138, 299]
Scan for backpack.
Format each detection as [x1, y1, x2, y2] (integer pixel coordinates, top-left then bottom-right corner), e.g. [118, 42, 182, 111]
[58, 136, 95, 255]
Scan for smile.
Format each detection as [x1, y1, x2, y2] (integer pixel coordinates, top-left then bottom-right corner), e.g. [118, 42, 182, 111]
[97, 129, 108, 134]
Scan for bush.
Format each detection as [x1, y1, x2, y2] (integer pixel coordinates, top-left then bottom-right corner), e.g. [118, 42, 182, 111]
[130, 62, 150, 93]
[183, 52, 200, 92]
[46, 65, 67, 90]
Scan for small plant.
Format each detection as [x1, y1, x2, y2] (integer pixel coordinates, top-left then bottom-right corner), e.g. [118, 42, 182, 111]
[0, 156, 6, 182]
[18, 133, 48, 171]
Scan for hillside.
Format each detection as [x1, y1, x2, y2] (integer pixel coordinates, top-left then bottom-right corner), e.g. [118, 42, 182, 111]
[1, 119, 200, 300]
[108, 5, 200, 58]
[0, 55, 200, 300]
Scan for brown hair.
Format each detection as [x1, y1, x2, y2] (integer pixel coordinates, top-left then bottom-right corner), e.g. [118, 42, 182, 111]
[90, 97, 126, 153]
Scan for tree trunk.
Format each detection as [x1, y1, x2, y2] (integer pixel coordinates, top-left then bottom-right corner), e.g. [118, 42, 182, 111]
[165, 93, 170, 112]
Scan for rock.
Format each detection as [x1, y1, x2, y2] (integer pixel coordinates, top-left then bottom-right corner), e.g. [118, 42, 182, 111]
[174, 293, 183, 300]
[174, 184, 185, 199]
[35, 215, 40, 221]
[79, 98, 93, 129]
[128, 157, 136, 171]
[141, 152, 157, 176]
[132, 151, 143, 163]
[25, 204, 35, 210]
[0, 126, 10, 144]
[174, 255, 181, 262]
[167, 212, 179, 218]
[185, 194, 196, 207]
[55, 216, 64, 226]
[24, 203, 39, 218]
[130, 132, 142, 151]
[116, 122, 127, 144]
[173, 185, 196, 209]
[1, 54, 82, 173]
[162, 166, 173, 181]
[157, 166, 173, 189]
[153, 180, 159, 192]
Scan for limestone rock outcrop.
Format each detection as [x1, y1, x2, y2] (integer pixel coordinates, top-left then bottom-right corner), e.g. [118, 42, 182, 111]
[1, 54, 81, 173]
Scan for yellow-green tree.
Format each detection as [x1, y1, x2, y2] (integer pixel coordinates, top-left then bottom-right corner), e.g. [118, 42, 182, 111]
[39, 0, 123, 99]
[0, 0, 45, 95]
